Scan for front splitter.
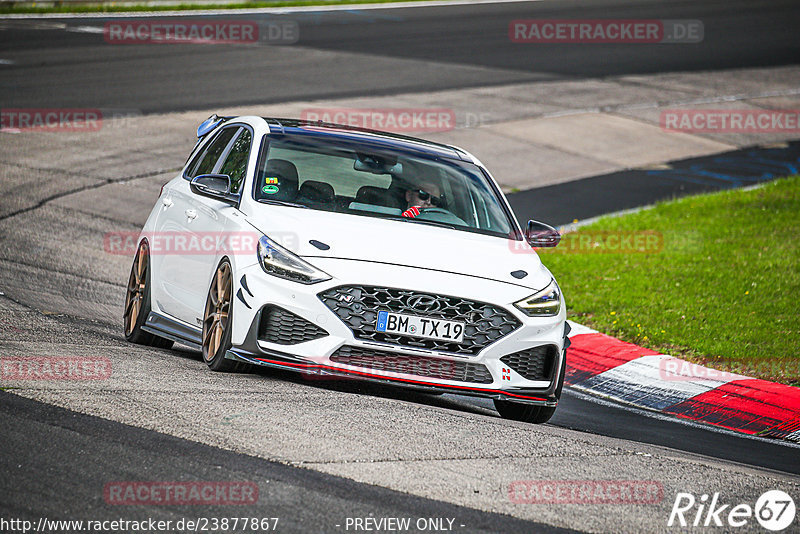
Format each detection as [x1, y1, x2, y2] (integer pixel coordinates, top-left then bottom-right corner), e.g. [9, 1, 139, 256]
[226, 348, 557, 407]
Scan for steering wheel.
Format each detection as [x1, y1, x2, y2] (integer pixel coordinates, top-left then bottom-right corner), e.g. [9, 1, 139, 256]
[416, 207, 467, 225]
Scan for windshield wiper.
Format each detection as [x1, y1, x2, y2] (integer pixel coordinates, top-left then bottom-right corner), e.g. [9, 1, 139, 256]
[256, 199, 310, 209]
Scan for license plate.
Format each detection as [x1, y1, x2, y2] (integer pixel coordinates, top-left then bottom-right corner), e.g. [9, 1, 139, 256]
[376, 311, 465, 342]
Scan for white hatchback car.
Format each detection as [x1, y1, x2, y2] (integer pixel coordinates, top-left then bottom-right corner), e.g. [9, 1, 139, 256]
[124, 115, 569, 423]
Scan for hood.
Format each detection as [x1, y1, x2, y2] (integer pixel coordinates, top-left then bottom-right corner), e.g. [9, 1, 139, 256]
[244, 205, 552, 290]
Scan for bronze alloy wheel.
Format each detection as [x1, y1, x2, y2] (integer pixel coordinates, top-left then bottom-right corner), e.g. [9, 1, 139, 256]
[124, 242, 148, 337]
[203, 260, 232, 364]
[123, 241, 173, 349]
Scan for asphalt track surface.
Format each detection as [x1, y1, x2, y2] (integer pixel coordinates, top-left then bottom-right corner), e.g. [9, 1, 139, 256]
[0, 391, 570, 534]
[0, 0, 798, 112]
[2, 0, 800, 532]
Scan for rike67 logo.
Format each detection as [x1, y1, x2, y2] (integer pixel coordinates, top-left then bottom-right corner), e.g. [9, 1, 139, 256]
[668, 490, 796, 531]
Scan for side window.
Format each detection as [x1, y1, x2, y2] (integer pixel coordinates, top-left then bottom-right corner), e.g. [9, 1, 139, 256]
[186, 127, 238, 179]
[218, 129, 252, 194]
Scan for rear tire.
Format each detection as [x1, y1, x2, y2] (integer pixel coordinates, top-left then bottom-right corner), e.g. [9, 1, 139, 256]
[123, 241, 174, 349]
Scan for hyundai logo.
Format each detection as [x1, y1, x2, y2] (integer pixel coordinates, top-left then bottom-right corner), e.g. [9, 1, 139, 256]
[408, 295, 440, 312]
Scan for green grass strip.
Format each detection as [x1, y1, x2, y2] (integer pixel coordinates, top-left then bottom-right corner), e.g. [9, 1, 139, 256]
[541, 176, 800, 385]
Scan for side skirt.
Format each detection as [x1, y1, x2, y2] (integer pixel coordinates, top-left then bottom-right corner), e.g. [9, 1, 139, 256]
[143, 311, 203, 350]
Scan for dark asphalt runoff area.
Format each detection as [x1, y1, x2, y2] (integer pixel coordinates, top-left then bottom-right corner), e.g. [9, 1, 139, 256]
[508, 141, 800, 226]
[0, 0, 798, 112]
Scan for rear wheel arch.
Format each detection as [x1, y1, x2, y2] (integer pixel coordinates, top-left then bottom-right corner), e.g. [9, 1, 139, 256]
[123, 238, 173, 349]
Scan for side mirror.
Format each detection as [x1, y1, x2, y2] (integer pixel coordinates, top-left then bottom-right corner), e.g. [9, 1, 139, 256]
[525, 220, 561, 248]
[190, 174, 238, 206]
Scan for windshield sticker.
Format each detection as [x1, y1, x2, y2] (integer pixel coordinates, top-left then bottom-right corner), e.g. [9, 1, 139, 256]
[262, 184, 279, 195]
[264, 177, 279, 185]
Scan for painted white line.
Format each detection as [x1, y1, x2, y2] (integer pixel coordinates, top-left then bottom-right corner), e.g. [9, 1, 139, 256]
[566, 205, 656, 231]
[0, 20, 67, 29]
[0, 0, 544, 19]
[0, 59, 15, 65]
[66, 25, 105, 34]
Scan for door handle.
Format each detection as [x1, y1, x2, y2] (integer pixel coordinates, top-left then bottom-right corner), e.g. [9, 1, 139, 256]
[185, 209, 197, 220]
[162, 197, 173, 208]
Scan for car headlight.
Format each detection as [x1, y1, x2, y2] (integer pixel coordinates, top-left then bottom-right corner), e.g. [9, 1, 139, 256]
[257, 235, 331, 284]
[514, 279, 562, 317]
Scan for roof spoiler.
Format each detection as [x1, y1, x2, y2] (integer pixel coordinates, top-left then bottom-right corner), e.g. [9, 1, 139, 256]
[196, 114, 233, 138]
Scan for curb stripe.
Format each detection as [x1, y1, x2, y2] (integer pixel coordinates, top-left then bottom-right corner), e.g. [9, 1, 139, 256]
[665, 379, 800, 435]
[565, 323, 800, 441]
[760, 416, 800, 441]
[576, 355, 740, 411]
[565, 332, 659, 385]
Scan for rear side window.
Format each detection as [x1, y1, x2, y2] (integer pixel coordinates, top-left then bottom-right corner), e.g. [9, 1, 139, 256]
[186, 127, 238, 179]
[218, 129, 252, 194]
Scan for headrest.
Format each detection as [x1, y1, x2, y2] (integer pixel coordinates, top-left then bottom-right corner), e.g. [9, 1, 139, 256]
[356, 185, 393, 207]
[298, 180, 335, 204]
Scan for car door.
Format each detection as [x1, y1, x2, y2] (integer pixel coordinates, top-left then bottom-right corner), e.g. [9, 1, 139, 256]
[179, 127, 254, 323]
[153, 125, 242, 326]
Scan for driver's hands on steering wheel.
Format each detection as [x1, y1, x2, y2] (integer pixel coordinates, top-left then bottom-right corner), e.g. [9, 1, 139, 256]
[402, 206, 423, 218]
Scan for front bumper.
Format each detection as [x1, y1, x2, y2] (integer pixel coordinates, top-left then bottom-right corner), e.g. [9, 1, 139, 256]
[228, 260, 567, 406]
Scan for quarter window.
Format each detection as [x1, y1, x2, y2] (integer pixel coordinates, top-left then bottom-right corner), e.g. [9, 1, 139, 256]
[218, 129, 252, 194]
[186, 127, 238, 179]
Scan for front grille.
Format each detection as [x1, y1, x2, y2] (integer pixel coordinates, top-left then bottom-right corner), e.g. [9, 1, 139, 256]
[318, 285, 521, 356]
[258, 305, 328, 345]
[500, 345, 558, 381]
[330, 345, 493, 384]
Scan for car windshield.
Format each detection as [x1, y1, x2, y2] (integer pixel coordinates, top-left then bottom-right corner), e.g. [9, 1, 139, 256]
[252, 134, 515, 238]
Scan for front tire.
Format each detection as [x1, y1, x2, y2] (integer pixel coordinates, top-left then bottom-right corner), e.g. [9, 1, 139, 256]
[123, 241, 174, 349]
[202, 259, 239, 372]
[494, 351, 566, 424]
[494, 400, 556, 424]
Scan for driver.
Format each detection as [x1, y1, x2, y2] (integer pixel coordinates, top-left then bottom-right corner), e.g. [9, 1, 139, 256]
[402, 181, 443, 218]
